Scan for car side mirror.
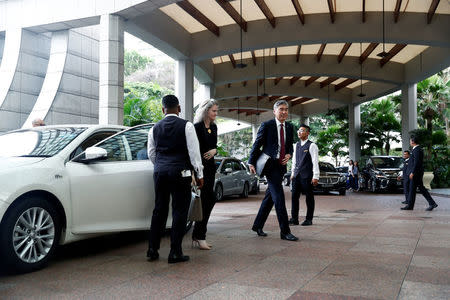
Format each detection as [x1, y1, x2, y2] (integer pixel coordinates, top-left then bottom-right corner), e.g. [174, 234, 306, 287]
[224, 167, 232, 174]
[76, 146, 108, 163]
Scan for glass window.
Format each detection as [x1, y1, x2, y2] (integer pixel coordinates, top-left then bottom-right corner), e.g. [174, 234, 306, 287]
[222, 160, 233, 173]
[215, 159, 222, 171]
[121, 125, 152, 160]
[0, 127, 86, 157]
[319, 162, 336, 172]
[232, 160, 242, 171]
[372, 157, 403, 168]
[70, 131, 119, 160]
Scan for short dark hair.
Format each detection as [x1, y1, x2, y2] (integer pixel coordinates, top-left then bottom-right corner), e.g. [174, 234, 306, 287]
[403, 150, 410, 154]
[299, 124, 310, 132]
[162, 95, 179, 109]
[410, 135, 419, 144]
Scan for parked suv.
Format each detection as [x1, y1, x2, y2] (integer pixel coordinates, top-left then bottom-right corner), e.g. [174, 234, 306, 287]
[359, 156, 404, 192]
[214, 157, 258, 201]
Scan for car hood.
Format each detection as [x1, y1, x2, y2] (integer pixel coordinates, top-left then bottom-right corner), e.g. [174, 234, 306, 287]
[376, 168, 401, 171]
[0, 157, 47, 171]
[320, 171, 342, 176]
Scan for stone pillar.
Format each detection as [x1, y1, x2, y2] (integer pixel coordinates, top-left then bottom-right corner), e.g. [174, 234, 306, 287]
[300, 115, 309, 126]
[176, 59, 194, 121]
[252, 124, 258, 142]
[348, 103, 361, 161]
[401, 84, 418, 151]
[99, 14, 124, 125]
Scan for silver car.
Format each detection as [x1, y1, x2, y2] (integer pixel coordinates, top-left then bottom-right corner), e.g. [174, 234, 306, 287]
[214, 157, 259, 201]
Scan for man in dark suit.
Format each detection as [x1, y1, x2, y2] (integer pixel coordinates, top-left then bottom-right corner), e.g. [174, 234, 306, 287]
[401, 135, 438, 211]
[147, 95, 204, 263]
[248, 100, 298, 241]
[398, 150, 411, 205]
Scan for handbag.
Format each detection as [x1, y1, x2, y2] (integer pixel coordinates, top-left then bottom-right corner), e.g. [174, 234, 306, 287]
[188, 184, 203, 222]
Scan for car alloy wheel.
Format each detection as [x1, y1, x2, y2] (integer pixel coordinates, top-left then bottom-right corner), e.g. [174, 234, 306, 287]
[241, 183, 249, 198]
[215, 184, 223, 201]
[0, 196, 61, 273]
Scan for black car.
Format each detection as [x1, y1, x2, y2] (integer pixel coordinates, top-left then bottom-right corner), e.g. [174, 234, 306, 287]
[283, 162, 347, 195]
[359, 156, 403, 192]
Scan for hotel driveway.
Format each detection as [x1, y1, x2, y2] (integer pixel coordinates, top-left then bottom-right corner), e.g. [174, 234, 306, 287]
[1, 187, 449, 299]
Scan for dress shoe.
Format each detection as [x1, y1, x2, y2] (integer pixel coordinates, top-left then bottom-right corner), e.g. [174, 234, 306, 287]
[192, 239, 211, 250]
[425, 203, 438, 211]
[289, 218, 299, 225]
[168, 253, 190, 264]
[301, 220, 312, 226]
[401, 201, 408, 204]
[146, 248, 159, 261]
[401, 206, 413, 210]
[252, 226, 267, 237]
[280, 233, 298, 241]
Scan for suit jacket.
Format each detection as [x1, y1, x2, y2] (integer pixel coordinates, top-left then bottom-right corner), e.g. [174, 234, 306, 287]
[410, 146, 424, 176]
[402, 158, 412, 177]
[248, 119, 294, 167]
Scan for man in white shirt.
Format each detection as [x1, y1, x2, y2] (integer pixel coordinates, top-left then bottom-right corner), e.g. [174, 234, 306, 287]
[146, 95, 204, 264]
[290, 124, 320, 226]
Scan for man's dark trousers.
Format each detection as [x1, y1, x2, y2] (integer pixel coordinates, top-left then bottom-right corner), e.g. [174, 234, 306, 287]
[253, 160, 290, 234]
[403, 176, 410, 203]
[148, 170, 191, 255]
[291, 175, 314, 221]
[407, 174, 436, 209]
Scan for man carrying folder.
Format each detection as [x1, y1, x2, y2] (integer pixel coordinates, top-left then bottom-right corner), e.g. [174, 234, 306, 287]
[248, 100, 298, 241]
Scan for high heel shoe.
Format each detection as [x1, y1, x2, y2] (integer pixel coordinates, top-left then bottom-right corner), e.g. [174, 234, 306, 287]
[192, 239, 211, 250]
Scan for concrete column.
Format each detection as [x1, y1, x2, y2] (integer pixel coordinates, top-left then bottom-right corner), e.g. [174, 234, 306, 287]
[348, 103, 361, 161]
[252, 124, 258, 142]
[300, 115, 310, 126]
[176, 59, 194, 121]
[99, 14, 124, 125]
[401, 83, 418, 150]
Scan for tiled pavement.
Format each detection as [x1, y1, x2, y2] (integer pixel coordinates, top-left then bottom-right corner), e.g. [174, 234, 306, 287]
[1, 187, 449, 299]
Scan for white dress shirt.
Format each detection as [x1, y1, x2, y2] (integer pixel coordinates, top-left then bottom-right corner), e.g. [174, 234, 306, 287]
[147, 114, 204, 178]
[275, 118, 286, 159]
[291, 139, 320, 180]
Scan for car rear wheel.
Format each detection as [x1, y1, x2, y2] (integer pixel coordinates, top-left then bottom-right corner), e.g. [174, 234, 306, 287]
[0, 196, 61, 273]
[240, 183, 249, 198]
[215, 184, 223, 201]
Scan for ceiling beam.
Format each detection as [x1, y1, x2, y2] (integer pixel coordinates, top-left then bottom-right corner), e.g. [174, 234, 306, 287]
[360, 43, 379, 64]
[296, 45, 301, 62]
[291, 0, 305, 25]
[338, 43, 352, 63]
[394, 0, 402, 23]
[228, 54, 236, 68]
[427, 0, 440, 24]
[305, 76, 320, 87]
[291, 97, 313, 106]
[269, 95, 281, 102]
[327, 0, 335, 23]
[254, 0, 276, 28]
[335, 78, 358, 91]
[362, 0, 366, 23]
[290, 76, 301, 85]
[215, 0, 247, 32]
[380, 44, 407, 67]
[320, 77, 339, 88]
[251, 51, 257, 65]
[283, 96, 297, 101]
[177, 1, 220, 37]
[317, 44, 326, 62]
[274, 77, 283, 85]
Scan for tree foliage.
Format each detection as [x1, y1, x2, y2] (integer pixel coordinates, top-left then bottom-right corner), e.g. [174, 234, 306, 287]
[124, 50, 151, 76]
[123, 82, 172, 126]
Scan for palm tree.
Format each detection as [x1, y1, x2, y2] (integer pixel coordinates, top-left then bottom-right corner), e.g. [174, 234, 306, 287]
[316, 125, 348, 166]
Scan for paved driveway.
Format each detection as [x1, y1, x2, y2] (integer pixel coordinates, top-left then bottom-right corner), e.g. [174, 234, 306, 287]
[1, 187, 449, 299]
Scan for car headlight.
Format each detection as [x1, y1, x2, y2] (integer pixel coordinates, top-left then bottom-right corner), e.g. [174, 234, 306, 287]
[374, 170, 386, 178]
[339, 176, 346, 182]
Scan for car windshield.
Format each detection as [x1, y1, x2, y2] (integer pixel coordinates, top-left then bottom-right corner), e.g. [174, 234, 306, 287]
[0, 127, 86, 157]
[372, 157, 403, 168]
[320, 162, 336, 172]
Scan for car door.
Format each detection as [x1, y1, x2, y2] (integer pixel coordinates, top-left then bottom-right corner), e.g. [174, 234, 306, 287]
[232, 160, 245, 193]
[220, 159, 235, 196]
[65, 125, 155, 234]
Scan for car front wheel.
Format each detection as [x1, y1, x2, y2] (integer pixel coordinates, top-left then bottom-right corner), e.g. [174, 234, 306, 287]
[0, 196, 61, 273]
[215, 184, 223, 201]
[240, 183, 249, 198]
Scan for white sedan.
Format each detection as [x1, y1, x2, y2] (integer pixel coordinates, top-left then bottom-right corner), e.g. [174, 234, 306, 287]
[0, 123, 168, 273]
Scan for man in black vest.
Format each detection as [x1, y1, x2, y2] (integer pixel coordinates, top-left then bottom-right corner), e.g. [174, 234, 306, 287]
[248, 100, 298, 241]
[147, 95, 204, 263]
[289, 124, 319, 226]
[398, 150, 411, 205]
[401, 135, 438, 211]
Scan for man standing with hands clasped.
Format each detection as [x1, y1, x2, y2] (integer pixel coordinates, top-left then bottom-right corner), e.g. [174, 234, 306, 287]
[147, 95, 204, 264]
[248, 100, 298, 241]
[289, 125, 319, 226]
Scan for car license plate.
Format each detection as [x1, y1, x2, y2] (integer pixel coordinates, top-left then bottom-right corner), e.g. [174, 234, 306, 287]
[322, 184, 333, 188]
